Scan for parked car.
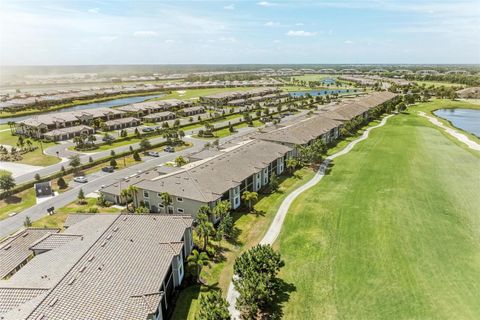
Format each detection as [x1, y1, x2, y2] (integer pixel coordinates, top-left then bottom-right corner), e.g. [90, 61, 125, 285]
[142, 127, 154, 132]
[101, 166, 114, 173]
[145, 151, 159, 157]
[102, 135, 115, 142]
[73, 176, 88, 183]
[164, 146, 175, 153]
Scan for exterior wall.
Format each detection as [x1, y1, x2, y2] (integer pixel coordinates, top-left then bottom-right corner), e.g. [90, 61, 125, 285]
[136, 190, 207, 218]
[229, 185, 241, 209]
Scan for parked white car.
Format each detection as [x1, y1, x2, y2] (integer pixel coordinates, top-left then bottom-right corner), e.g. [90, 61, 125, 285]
[73, 176, 88, 183]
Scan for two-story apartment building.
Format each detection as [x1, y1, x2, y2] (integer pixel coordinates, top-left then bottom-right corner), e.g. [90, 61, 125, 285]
[133, 139, 293, 219]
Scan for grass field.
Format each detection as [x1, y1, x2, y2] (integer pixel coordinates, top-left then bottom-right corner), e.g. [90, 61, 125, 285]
[0, 129, 59, 166]
[275, 109, 480, 319]
[0, 189, 36, 221]
[414, 80, 465, 88]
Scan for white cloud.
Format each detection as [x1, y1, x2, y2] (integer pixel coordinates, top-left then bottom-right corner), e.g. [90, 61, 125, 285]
[164, 39, 175, 44]
[133, 30, 158, 37]
[264, 21, 280, 27]
[88, 8, 100, 14]
[344, 40, 354, 44]
[295, 22, 304, 26]
[286, 30, 316, 37]
[98, 35, 118, 41]
[224, 4, 235, 10]
[219, 37, 237, 42]
[273, 39, 281, 43]
[257, 1, 277, 7]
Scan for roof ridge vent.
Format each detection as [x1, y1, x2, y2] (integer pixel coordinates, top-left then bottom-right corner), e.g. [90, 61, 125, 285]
[49, 297, 58, 307]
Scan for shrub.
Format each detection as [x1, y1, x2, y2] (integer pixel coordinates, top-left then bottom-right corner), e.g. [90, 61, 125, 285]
[88, 206, 99, 213]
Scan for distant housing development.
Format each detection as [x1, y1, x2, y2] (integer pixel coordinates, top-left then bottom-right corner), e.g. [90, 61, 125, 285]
[99, 92, 398, 218]
[0, 214, 193, 320]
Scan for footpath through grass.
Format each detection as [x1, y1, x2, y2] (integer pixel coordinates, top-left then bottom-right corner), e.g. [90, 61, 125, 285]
[275, 110, 480, 319]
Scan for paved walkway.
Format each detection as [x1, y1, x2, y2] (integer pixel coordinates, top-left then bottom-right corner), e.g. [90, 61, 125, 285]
[226, 114, 394, 318]
[418, 111, 480, 151]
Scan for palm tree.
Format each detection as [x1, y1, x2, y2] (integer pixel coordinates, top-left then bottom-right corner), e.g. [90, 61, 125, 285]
[159, 192, 172, 212]
[121, 186, 139, 211]
[187, 249, 209, 283]
[241, 191, 258, 211]
[87, 134, 96, 146]
[196, 210, 214, 251]
[286, 158, 298, 174]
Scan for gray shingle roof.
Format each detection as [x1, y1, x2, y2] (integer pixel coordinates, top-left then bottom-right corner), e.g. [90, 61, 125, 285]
[136, 139, 292, 202]
[0, 214, 193, 320]
[0, 228, 59, 279]
[29, 234, 82, 252]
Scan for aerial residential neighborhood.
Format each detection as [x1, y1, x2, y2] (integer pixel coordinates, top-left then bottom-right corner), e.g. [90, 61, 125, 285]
[0, 1, 479, 320]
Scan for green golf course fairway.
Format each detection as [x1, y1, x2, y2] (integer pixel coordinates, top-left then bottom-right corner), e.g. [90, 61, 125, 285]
[275, 111, 480, 319]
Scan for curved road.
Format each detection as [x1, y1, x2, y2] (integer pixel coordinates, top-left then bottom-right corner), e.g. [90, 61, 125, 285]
[226, 114, 395, 318]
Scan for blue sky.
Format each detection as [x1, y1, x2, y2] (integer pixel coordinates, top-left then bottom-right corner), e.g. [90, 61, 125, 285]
[0, 0, 479, 65]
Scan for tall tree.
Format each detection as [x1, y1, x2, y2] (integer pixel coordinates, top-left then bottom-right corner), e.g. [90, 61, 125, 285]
[69, 155, 81, 172]
[0, 171, 16, 194]
[196, 208, 214, 251]
[233, 244, 284, 318]
[197, 290, 230, 320]
[241, 191, 258, 211]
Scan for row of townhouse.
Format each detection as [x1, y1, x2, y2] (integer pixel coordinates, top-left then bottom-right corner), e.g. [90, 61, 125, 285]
[99, 92, 398, 220]
[0, 214, 193, 320]
[116, 99, 192, 118]
[199, 87, 281, 106]
[14, 107, 126, 139]
[226, 92, 290, 106]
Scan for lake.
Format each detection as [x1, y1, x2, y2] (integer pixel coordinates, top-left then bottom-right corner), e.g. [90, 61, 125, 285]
[0, 93, 165, 124]
[433, 108, 480, 137]
[289, 89, 357, 98]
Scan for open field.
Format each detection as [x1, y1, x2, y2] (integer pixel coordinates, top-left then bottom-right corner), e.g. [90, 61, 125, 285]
[171, 167, 315, 320]
[275, 110, 480, 319]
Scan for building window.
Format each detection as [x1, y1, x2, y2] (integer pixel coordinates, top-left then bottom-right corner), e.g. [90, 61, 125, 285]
[143, 191, 149, 198]
[177, 208, 184, 213]
[158, 203, 164, 208]
[177, 197, 183, 202]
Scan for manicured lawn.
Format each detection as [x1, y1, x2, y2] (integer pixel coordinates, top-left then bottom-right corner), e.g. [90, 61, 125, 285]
[171, 167, 315, 320]
[0, 189, 36, 221]
[275, 111, 480, 319]
[31, 198, 121, 229]
[0, 130, 59, 166]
